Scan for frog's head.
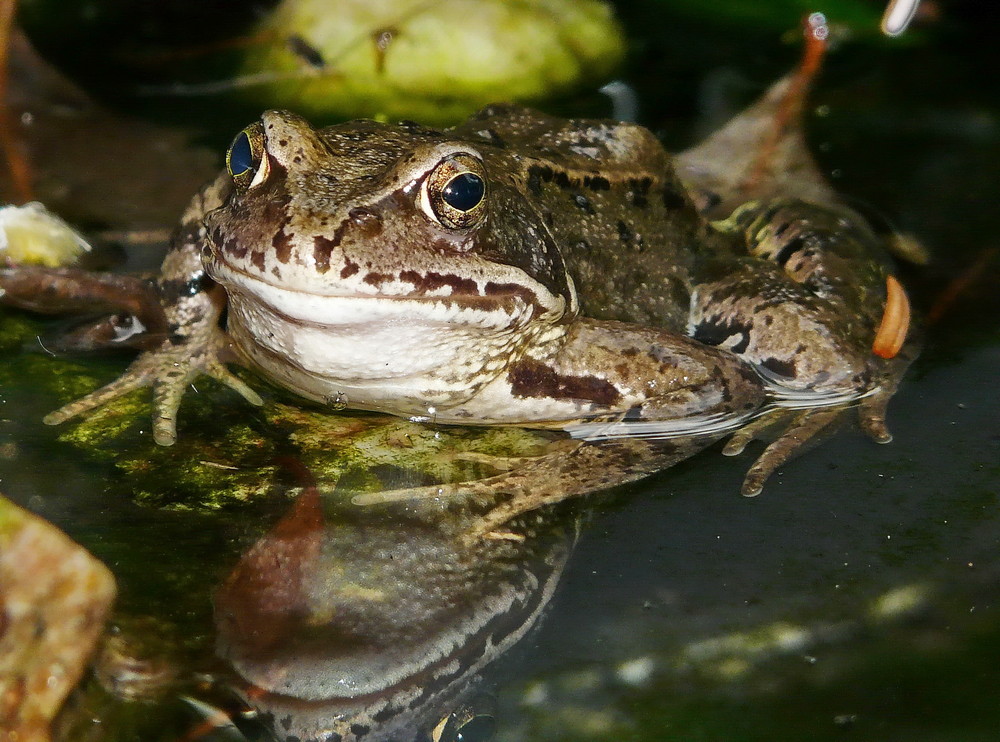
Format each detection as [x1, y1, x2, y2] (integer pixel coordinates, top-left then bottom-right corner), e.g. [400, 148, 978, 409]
[203, 111, 578, 410]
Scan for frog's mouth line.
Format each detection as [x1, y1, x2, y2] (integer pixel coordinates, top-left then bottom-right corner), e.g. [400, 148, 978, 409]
[206, 251, 569, 324]
[209, 255, 540, 331]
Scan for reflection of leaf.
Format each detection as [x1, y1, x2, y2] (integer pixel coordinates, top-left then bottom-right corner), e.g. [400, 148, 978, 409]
[215, 487, 325, 657]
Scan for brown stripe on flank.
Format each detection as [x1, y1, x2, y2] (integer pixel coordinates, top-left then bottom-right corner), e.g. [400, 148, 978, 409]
[508, 359, 621, 406]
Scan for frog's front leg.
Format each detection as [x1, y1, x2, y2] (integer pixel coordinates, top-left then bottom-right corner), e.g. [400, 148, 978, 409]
[40, 238, 263, 445]
[354, 319, 768, 535]
[25, 180, 264, 444]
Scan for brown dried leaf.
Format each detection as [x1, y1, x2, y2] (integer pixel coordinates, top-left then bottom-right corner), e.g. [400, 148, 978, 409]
[676, 73, 839, 220]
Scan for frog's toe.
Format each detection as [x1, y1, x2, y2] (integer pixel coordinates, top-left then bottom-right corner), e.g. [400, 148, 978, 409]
[721, 429, 753, 456]
[722, 415, 783, 457]
[738, 407, 843, 496]
[149, 376, 187, 446]
[858, 387, 894, 444]
[204, 361, 264, 407]
[43, 372, 150, 427]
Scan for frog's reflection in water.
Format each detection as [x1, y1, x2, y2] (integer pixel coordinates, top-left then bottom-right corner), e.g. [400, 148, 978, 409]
[214, 484, 576, 742]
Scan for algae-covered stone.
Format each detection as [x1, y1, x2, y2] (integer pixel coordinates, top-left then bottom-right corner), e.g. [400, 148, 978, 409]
[239, 0, 625, 124]
[0, 495, 116, 742]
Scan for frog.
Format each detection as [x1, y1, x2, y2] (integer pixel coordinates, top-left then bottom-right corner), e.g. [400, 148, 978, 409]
[2, 104, 911, 530]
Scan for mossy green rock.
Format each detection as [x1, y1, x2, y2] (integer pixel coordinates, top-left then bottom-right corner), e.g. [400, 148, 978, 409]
[239, 0, 625, 124]
[0, 311, 555, 512]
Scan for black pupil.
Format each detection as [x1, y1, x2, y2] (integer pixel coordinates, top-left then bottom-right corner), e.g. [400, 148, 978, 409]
[229, 131, 255, 176]
[454, 716, 496, 742]
[442, 172, 485, 212]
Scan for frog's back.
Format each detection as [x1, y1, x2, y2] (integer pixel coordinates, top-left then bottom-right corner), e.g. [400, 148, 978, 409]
[452, 105, 721, 330]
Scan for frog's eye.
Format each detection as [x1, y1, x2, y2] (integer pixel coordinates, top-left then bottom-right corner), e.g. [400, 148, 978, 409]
[431, 697, 497, 742]
[226, 123, 269, 191]
[421, 153, 487, 230]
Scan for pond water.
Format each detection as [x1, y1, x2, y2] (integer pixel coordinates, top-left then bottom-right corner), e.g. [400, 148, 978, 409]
[2, 2, 999, 740]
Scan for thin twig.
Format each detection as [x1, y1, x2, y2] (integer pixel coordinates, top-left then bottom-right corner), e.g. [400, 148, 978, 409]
[0, 0, 34, 203]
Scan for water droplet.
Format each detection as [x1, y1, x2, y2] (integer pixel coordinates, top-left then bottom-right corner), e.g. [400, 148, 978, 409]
[326, 391, 349, 410]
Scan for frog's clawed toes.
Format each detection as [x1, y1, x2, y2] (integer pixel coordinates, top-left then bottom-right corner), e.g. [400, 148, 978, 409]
[145, 357, 263, 445]
[43, 371, 151, 428]
[729, 408, 844, 497]
[43, 356, 192, 446]
[44, 341, 262, 445]
[858, 388, 894, 444]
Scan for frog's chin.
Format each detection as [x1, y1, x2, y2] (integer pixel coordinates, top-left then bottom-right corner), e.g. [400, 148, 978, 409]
[211, 255, 558, 414]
